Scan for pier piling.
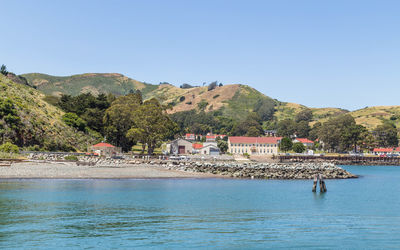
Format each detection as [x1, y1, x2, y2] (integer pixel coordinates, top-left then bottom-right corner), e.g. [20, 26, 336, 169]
[312, 175, 318, 192]
[312, 174, 327, 193]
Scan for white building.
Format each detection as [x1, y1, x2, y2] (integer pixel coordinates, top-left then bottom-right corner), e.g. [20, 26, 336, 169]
[168, 139, 193, 155]
[200, 145, 220, 155]
[228, 136, 281, 155]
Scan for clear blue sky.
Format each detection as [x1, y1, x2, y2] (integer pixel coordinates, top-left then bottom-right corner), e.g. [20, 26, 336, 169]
[2, 0, 400, 110]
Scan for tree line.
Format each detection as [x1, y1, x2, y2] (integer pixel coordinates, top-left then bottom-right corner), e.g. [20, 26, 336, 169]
[275, 109, 398, 152]
[55, 92, 177, 153]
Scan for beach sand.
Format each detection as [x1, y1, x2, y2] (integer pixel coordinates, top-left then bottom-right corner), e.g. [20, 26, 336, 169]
[0, 162, 222, 179]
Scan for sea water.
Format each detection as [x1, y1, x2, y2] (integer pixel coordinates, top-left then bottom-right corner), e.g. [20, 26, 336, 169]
[0, 165, 399, 249]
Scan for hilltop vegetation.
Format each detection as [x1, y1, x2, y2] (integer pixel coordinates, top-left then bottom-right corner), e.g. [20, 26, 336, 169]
[0, 62, 395, 154]
[0, 74, 97, 151]
[19, 71, 400, 140]
[22, 73, 157, 97]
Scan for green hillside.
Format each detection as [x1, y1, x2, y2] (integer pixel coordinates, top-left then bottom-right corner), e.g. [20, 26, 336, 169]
[145, 83, 277, 119]
[20, 72, 400, 129]
[22, 73, 157, 97]
[0, 75, 97, 151]
[342, 106, 400, 130]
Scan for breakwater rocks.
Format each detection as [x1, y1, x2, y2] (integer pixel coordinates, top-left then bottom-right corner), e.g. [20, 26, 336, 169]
[27, 154, 128, 166]
[164, 162, 357, 179]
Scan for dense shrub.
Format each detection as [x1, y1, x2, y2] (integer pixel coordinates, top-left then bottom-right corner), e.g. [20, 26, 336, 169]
[293, 142, 306, 153]
[0, 142, 19, 153]
[197, 100, 208, 111]
[64, 155, 78, 161]
[208, 81, 217, 91]
[62, 113, 87, 132]
[180, 83, 195, 89]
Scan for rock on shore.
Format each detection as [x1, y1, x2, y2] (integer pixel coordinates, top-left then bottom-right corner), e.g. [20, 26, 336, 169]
[26, 153, 357, 179]
[164, 162, 357, 179]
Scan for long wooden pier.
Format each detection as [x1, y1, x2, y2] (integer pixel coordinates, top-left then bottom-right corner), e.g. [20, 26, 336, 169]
[278, 155, 400, 165]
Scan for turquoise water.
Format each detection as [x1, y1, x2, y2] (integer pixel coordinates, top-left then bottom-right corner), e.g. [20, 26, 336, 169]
[0, 166, 399, 249]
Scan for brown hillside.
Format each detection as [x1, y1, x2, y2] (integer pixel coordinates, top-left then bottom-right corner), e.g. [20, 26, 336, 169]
[169, 84, 240, 113]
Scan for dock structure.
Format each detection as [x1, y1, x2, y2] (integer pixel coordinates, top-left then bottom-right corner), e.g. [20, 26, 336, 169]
[279, 155, 400, 165]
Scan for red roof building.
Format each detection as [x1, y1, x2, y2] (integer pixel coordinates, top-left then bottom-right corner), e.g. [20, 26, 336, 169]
[228, 136, 281, 144]
[227, 137, 281, 155]
[204, 133, 226, 142]
[185, 133, 196, 141]
[373, 147, 400, 155]
[373, 148, 393, 153]
[92, 142, 115, 148]
[91, 142, 121, 156]
[192, 143, 203, 149]
[294, 138, 314, 144]
[373, 147, 400, 152]
[293, 138, 314, 147]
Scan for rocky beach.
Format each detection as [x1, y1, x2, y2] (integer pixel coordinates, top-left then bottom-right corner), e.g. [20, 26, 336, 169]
[0, 153, 357, 179]
[163, 161, 357, 179]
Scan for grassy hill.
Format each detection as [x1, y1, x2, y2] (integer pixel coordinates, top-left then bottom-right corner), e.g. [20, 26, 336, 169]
[22, 73, 158, 97]
[147, 84, 275, 120]
[346, 106, 400, 130]
[20, 72, 400, 129]
[0, 75, 97, 151]
[274, 102, 348, 121]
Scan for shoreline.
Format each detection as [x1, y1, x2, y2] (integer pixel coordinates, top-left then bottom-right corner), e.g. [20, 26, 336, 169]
[0, 162, 225, 179]
[0, 161, 357, 180]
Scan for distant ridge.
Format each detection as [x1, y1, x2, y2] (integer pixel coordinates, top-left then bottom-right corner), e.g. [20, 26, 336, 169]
[21, 72, 400, 129]
[21, 73, 157, 97]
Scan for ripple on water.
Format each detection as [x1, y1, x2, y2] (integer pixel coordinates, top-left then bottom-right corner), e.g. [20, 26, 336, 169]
[0, 166, 399, 248]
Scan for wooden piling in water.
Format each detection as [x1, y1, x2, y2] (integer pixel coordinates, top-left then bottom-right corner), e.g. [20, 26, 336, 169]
[312, 175, 318, 192]
[312, 174, 327, 193]
[318, 174, 327, 193]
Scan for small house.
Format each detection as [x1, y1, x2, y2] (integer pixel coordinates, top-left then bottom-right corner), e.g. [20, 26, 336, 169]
[293, 138, 314, 148]
[91, 142, 121, 157]
[185, 133, 196, 141]
[201, 145, 220, 155]
[169, 139, 193, 155]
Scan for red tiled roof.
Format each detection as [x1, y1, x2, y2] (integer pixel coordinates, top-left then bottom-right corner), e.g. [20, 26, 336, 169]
[92, 142, 115, 148]
[373, 148, 393, 152]
[228, 136, 281, 144]
[295, 138, 314, 144]
[206, 134, 226, 139]
[192, 143, 203, 149]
